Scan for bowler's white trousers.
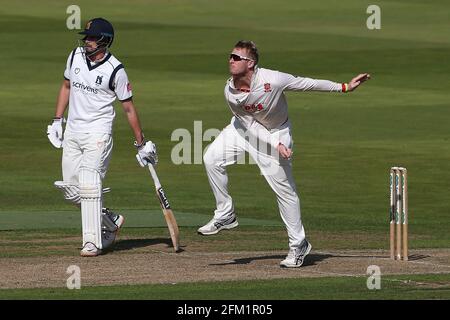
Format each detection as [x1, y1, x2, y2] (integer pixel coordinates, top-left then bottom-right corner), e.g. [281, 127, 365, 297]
[62, 131, 113, 184]
[203, 117, 306, 250]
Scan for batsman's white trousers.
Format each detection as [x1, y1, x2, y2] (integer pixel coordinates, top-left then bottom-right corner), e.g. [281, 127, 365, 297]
[62, 132, 113, 184]
[203, 117, 306, 250]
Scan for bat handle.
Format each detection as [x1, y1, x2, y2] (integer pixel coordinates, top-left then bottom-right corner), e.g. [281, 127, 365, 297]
[148, 164, 162, 189]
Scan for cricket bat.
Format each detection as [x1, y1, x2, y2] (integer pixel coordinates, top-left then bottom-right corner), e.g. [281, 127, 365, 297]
[147, 164, 180, 252]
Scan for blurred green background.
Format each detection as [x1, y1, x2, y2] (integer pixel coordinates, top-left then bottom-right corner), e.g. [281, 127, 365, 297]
[0, 0, 449, 247]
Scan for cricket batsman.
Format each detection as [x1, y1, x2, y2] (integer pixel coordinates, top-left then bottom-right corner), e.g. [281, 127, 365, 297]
[199, 40, 370, 267]
[47, 18, 157, 257]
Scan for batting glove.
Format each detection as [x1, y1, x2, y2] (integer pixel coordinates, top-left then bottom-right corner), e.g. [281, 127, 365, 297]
[135, 140, 158, 167]
[47, 117, 65, 148]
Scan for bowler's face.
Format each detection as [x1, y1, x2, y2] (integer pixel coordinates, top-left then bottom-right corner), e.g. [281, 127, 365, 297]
[229, 48, 253, 76]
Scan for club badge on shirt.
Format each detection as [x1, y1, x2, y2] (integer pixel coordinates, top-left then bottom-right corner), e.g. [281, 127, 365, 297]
[243, 103, 264, 113]
[95, 76, 103, 85]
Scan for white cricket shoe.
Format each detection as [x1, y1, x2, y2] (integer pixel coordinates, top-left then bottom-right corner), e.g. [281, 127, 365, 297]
[101, 208, 125, 249]
[102, 230, 117, 249]
[197, 216, 238, 235]
[80, 242, 102, 257]
[102, 208, 125, 232]
[280, 239, 312, 268]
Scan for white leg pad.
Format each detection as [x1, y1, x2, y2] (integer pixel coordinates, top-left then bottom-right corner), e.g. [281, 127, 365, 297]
[79, 168, 103, 249]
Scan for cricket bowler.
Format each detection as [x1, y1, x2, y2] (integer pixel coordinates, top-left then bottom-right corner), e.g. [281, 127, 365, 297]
[199, 40, 370, 267]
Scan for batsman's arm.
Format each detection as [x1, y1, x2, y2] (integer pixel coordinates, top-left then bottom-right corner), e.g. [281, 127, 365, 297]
[121, 99, 145, 145]
[54, 79, 70, 118]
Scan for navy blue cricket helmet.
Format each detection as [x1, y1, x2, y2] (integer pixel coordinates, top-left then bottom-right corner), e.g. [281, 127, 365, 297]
[79, 18, 114, 48]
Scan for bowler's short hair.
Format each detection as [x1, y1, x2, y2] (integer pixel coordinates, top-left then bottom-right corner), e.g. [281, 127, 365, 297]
[234, 40, 259, 65]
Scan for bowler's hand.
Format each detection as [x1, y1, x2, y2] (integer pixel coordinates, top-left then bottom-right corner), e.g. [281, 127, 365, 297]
[348, 73, 371, 91]
[277, 143, 293, 160]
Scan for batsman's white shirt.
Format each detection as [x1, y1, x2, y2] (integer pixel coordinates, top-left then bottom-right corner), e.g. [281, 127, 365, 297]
[64, 47, 133, 134]
[62, 48, 132, 183]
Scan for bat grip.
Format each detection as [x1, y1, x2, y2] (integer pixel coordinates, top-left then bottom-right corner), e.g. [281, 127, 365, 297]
[148, 164, 162, 189]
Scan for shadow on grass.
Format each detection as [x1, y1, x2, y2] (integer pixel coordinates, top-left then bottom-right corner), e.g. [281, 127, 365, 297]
[206, 251, 429, 267]
[209, 253, 332, 266]
[111, 238, 185, 253]
[407, 254, 430, 261]
[319, 253, 430, 261]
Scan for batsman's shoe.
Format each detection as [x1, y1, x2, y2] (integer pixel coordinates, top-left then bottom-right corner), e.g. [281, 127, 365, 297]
[80, 242, 102, 257]
[102, 208, 125, 232]
[197, 216, 238, 235]
[280, 239, 312, 268]
[101, 208, 125, 250]
[102, 230, 117, 249]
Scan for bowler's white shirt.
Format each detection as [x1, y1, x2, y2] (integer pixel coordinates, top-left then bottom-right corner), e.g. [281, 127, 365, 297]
[63, 47, 133, 134]
[224, 67, 343, 131]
